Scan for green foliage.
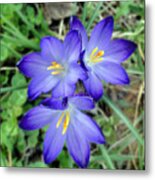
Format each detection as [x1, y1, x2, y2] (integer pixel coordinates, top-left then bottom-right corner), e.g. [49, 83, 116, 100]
[0, 1, 145, 169]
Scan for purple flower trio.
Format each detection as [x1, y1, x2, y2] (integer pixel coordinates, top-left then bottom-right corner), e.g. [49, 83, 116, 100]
[17, 16, 137, 168]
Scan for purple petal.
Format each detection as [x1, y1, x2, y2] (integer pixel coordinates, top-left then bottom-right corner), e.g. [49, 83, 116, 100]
[19, 105, 56, 130]
[104, 39, 137, 63]
[43, 112, 66, 164]
[64, 30, 82, 63]
[87, 16, 114, 54]
[52, 79, 76, 98]
[94, 61, 130, 85]
[17, 52, 49, 78]
[69, 95, 95, 110]
[42, 97, 68, 110]
[66, 121, 90, 168]
[40, 36, 63, 62]
[83, 72, 103, 100]
[66, 62, 88, 84]
[70, 16, 88, 51]
[75, 110, 105, 144]
[28, 73, 60, 100]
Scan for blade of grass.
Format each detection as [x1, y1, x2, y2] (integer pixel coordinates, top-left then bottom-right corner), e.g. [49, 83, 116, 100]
[0, 85, 27, 94]
[92, 154, 138, 162]
[1, 15, 38, 50]
[102, 96, 144, 146]
[86, 2, 102, 32]
[82, 2, 87, 24]
[15, 9, 41, 39]
[1, 41, 21, 59]
[98, 145, 115, 169]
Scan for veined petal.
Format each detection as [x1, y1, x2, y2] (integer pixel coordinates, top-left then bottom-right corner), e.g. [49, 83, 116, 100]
[83, 72, 103, 100]
[64, 30, 82, 63]
[43, 112, 66, 164]
[66, 121, 90, 168]
[69, 95, 95, 111]
[17, 52, 49, 78]
[75, 110, 105, 144]
[104, 39, 137, 63]
[87, 16, 114, 54]
[66, 62, 88, 84]
[40, 36, 63, 62]
[70, 16, 88, 51]
[19, 105, 56, 130]
[28, 73, 60, 100]
[94, 61, 130, 85]
[52, 79, 76, 98]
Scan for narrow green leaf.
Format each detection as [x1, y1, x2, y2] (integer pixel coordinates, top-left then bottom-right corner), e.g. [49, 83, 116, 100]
[86, 2, 102, 32]
[99, 145, 115, 169]
[0, 85, 27, 94]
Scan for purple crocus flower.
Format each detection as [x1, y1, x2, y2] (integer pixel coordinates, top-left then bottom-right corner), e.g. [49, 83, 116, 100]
[70, 16, 137, 100]
[19, 95, 105, 168]
[17, 30, 87, 100]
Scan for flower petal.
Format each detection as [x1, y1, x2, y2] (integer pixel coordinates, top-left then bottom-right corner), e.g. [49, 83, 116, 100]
[83, 72, 103, 100]
[66, 121, 90, 168]
[28, 73, 59, 100]
[43, 113, 66, 164]
[70, 16, 88, 50]
[66, 62, 88, 84]
[40, 36, 63, 62]
[17, 52, 49, 78]
[75, 110, 105, 144]
[52, 79, 76, 98]
[94, 61, 130, 85]
[104, 39, 137, 63]
[64, 30, 82, 63]
[19, 105, 56, 130]
[87, 16, 114, 54]
[69, 95, 95, 110]
[42, 97, 68, 110]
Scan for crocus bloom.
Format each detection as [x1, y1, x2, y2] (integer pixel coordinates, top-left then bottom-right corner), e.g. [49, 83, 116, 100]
[17, 30, 87, 100]
[19, 95, 105, 168]
[70, 16, 137, 100]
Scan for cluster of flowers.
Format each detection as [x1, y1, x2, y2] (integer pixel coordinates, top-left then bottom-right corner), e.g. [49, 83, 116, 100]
[17, 16, 136, 168]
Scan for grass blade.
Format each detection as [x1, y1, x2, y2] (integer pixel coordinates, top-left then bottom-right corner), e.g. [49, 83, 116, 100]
[86, 2, 102, 32]
[102, 95, 144, 146]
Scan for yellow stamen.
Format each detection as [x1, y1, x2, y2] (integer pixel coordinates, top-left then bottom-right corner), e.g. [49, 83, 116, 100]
[51, 71, 61, 75]
[90, 47, 98, 59]
[47, 61, 64, 75]
[52, 61, 57, 65]
[56, 112, 65, 128]
[62, 112, 70, 135]
[90, 47, 104, 63]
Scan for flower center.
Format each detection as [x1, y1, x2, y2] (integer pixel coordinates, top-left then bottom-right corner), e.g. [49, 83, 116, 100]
[47, 61, 64, 75]
[56, 111, 70, 135]
[89, 47, 104, 63]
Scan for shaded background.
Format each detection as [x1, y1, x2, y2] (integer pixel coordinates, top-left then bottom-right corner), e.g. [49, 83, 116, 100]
[0, 0, 145, 169]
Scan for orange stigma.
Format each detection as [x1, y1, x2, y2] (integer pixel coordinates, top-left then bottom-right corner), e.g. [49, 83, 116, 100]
[90, 47, 104, 63]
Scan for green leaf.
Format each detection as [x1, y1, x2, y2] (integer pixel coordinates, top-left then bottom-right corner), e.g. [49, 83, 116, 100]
[17, 130, 26, 153]
[0, 74, 8, 85]
[0, 151, 8, 167]
[27, 131, 39, 148]
[11, 73, 27, 87]
[0, 44, 9, 62]
[28, 161, 48, 168]
[9, 89, 27, 106]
